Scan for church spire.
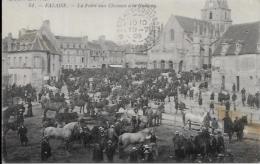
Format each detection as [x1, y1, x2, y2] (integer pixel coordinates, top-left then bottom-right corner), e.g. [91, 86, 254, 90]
[201, 0, 232, 37]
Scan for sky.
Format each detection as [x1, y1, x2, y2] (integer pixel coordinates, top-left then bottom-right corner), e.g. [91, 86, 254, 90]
[2, 0, 260, 42]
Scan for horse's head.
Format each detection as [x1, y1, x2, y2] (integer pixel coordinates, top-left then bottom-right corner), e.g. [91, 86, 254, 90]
[141, 128, 153, 136]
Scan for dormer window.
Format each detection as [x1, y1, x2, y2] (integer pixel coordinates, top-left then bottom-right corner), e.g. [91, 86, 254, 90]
[235, 42, 242, 54]
[221, 43, 229, 55]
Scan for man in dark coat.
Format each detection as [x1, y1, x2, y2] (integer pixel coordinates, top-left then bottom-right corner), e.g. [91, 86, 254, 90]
[232, 83, 236, 93]
[210, 101, 215, 114]
[41, 137, 51, 161]
[17, 124, 28, 146]
[216, 131, 225, 153]
[232, 93, 237, 111]
[27, 100, 33, 117]
[92, 143, 103, 162]
[210, 92, 215, 101]
[223, 112, 233, 142]
[198, 94, 203, 106]
[105, 140, 116, 162]
[241, 88, 246, 106]
[225, 100, 230, 111]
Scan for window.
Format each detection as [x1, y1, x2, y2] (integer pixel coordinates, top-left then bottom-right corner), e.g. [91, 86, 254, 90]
[153, 61, 157, 69]
[23, 75, 27, 84]
[209, 12, 213, 19]
[19, 57, 22, 67]
[67, 55, 70, 63]
[53, 64, 55, 72]
[235, 42, 242, 54]
[170, 29, 174, 41]
[24, 57, 28, 67]
[14, 57, 17, 66]
[221, 43, 229, 55]
[82, 57, 84, 63]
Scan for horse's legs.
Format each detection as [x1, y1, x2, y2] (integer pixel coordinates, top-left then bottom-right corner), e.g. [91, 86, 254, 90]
[43, 109, 47, 119]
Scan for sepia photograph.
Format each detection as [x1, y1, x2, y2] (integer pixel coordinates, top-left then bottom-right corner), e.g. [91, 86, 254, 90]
[2, 0, 260, 163]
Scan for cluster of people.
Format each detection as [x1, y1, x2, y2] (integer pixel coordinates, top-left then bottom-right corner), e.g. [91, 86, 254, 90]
[172, 128, 227, 162]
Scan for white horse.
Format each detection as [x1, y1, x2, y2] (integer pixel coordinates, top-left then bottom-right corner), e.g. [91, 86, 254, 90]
[119, 128, 153, 149]
[43, 122, 82, 150]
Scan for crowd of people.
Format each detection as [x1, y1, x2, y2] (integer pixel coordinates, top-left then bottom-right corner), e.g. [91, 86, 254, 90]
[3, 67, 255, 162]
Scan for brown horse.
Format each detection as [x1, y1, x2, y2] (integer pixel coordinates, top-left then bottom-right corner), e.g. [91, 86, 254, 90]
[41, 99, 68, 118]
[70, 97, 87, 113]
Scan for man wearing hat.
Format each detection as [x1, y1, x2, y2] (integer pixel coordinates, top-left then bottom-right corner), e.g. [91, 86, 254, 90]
[17, 123, 28, 146]
[223, 111, 233, 142]
[107, 125, 118, 144]
[104, 140, 115, 162]
[41, 137, 51, 161]
[216, 131, 225, 153]
[144, 145, 154, 162]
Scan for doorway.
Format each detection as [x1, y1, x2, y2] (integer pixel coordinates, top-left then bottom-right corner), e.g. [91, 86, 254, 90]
[236, 76, 240, 91]
[178, 60, 183, 72]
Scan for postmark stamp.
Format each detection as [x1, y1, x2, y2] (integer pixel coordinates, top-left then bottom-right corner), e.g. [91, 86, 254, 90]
[117, 4, 161, 51]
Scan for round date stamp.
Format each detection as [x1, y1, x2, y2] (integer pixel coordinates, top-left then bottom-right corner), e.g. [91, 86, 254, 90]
[117, 5, 161, 51]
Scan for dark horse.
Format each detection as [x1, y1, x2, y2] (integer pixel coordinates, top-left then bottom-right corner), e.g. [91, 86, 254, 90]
[2, 104, 25, 159]
[234, 116, 248, 141]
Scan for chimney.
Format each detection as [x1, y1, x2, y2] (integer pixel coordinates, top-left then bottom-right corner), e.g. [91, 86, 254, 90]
[42, 20, 51, 31]
[19, 28, 27, 38]
[82, 36, 88, 43]
[7, 33, 13, 51]
[99, 35, 106, 42]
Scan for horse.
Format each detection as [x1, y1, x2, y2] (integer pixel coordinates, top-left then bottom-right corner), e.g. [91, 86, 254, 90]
[234, 116, 248, 140]
[41, 98, 68, 118]
[43, 122, 82, 150]
[70, 97, 87, 113]
[118, 128, 153, 150]
[146, 106, 164, 126]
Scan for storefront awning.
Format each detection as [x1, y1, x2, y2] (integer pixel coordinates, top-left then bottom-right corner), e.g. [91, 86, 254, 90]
[109, 65, 123, 68]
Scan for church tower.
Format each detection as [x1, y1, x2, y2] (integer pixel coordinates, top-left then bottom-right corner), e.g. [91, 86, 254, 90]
[201, 0, 232, 36]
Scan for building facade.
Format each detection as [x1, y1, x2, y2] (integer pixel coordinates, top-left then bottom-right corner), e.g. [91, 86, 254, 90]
[94, 35, 125, 68]
[148, 0, 231, 71]
[212, 21, 260, 93]
[56, 36, 88, 69]
[3, 20, 61, 91]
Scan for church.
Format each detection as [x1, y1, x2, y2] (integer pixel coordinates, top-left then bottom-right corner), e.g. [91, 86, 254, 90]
[148, 0, 232, 72]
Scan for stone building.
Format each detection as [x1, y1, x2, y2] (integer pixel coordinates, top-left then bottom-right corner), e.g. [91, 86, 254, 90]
[124, 45, 149, 68]
[93, 35, 125, 68]
[2, 20, 61, 91]
[212, 21, 260, 93]
[55, 36, 88, 69]
[148, 0, 232, 71]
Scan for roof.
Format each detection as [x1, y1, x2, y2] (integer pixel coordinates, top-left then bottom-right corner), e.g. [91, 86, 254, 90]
[93, 40, 122, 51]
[88, 42, 102, 50]
[202, 0, 229, 10]
[213, 21, 260, 56]
[15, 31, 61, 54]
[175, 15, 214, 34]
[55, 36, 86, 42]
